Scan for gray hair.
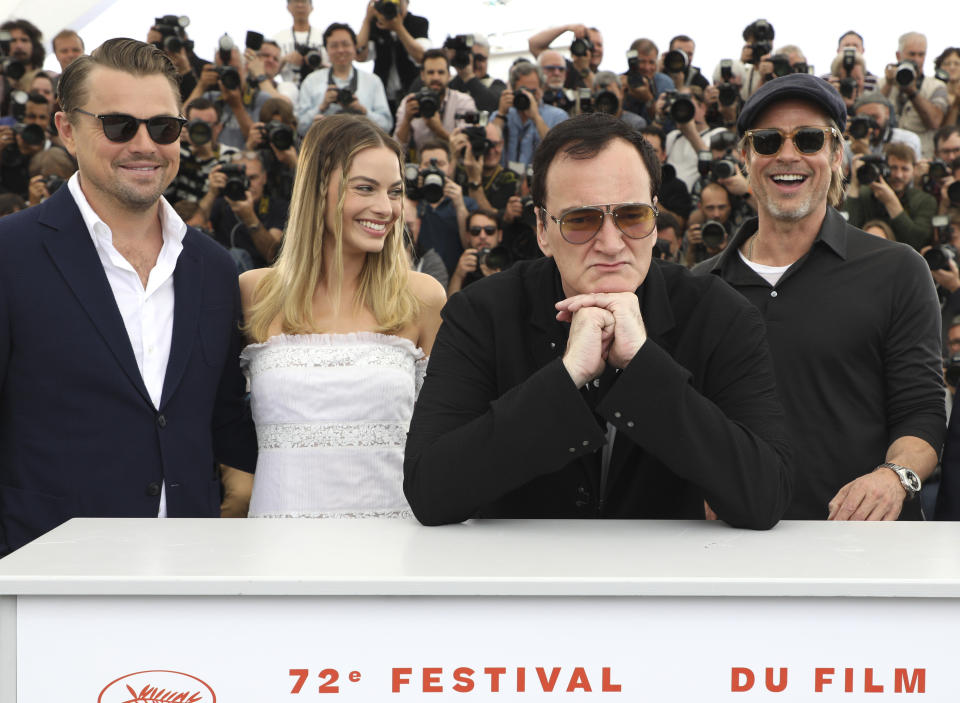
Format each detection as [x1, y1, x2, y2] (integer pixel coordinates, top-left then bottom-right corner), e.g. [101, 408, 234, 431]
[898, 32, 926, 53]
[472, 34, 489, 51]
[509, 61, 543, 89]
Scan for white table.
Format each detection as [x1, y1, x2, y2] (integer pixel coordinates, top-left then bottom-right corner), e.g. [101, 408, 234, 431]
[1, 518, 958, 701]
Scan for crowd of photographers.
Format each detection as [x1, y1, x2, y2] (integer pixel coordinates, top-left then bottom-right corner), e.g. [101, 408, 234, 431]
[3, 9, 960, 438]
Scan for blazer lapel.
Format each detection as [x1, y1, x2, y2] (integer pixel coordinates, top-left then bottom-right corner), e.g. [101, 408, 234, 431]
[159, 233, 202, 410]
[39, 188, 152, 406]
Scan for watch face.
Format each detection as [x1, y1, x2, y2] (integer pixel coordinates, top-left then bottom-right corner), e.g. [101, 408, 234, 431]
[903, 470, 922, 492]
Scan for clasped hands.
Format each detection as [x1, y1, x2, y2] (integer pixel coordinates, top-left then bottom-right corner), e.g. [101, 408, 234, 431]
[557, 292, 647, 388]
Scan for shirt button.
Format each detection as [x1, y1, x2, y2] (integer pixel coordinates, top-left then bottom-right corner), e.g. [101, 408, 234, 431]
[593, 379, 600, 388]
[626, 421, 635, 428]
[614, 411, 622, 418]
[770, 290, 778, 298]
[550, 342, 556, 349]
[569, 447, 576, 453]
[582, 440, 590, 446]
[146, 481, 162, 497]
[156, 414, 167, 428]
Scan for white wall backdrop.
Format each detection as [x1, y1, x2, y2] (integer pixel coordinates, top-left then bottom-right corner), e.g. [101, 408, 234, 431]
[1, 0, 952, 86]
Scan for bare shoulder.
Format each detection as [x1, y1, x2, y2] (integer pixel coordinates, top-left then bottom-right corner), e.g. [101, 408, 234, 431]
[407, 269, 447, 310]
[238, 267, 273, 312]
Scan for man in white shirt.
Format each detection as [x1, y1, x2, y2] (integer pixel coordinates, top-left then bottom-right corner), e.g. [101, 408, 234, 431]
[271, 0, 327, 86]
[296, 23, 392, 135]
[0, 39, 256, 557]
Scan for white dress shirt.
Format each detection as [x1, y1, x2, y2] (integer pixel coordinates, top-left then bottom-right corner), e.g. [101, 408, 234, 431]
[67, 173, 187, 517]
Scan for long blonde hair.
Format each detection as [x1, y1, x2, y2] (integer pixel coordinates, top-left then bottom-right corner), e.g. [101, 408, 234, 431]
[245, 115, 419, 342]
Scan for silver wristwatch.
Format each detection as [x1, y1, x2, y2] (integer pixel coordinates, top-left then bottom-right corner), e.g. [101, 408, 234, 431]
[878, 462, 921, 500]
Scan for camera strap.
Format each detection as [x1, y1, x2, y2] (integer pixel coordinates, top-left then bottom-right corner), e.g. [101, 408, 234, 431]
[326, 67, 358, 94]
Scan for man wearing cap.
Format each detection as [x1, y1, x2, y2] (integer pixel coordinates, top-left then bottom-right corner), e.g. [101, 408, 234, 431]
[405, 112, 791, 529]
[696, 73, 944, 520]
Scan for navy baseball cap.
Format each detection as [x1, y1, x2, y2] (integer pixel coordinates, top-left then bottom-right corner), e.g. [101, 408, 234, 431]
[737, 73, 847, 136]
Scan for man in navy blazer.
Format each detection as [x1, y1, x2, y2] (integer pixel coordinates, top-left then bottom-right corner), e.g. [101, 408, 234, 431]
[0, 39, 256, 557]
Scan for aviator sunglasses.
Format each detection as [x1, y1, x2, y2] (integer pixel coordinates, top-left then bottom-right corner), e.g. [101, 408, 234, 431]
[73, 108, 187, 144]
[743, 126, 841, 157]
[542, 202, 658, 245]
[469, 225, 498, 235]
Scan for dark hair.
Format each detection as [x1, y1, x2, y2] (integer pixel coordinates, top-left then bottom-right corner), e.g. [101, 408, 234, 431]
[669, 35, 694, 49]
[419, 139, 450, 160]
[26, 90, 49, 107]
[883, 141, 916, 165]
[259, 96, 296, 127]
[420, 48, 450, 70]
[59, 38, 181, 116]
[838, 30, 864, 48]
[0, 193, 27, 217]
[173, 199, 204, 222]
[467, 208, 501, 230]
[639, 125, 666, 150]
[0, 19, 45, 68]
[185, 96, 221, 120]
[935, 47, 960, 70]
[935, 125, 960, 152]
[323, 22, 357, 48]
[630, 38, 657, 55]
[261, 39, 281, 51]
[531, 113, 661, 219]
[656, 210, 681, 233]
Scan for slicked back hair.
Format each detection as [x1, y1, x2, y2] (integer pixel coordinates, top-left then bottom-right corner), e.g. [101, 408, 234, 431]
[531, 113, 661, 223]
[58, 38, 181, 118]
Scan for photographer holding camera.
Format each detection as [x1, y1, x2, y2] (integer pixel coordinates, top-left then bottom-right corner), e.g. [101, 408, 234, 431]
[450, 120, 519, 220]
[537, 50, 574, 114]
[166, 97, 235, 205]
[0, 91, 51, 200]
[189, 39, 272, 150]
[528, 23, 603, 88]
[395, 49, 476, 154]
[684, 183, 738, 267]
[447, 209, 511, 294]
[845, 142, 936, 251]
[662, 35, 709, 91]
[0, 20, 44, 92]
[357, 0, 429, 112]
[846, 93, 922, 161]
[206, 152, 288, 270]
[413, 139, 478, 274]
[445, 34, 498, 113]
[878, 32, 949, 158]
[828, 49, 867, 112]
[623, 38, 675, 123]
[25, 147, 75, 207]
[495, 61, 568, 170]
[591, 71, 645, 130]
[246, 98, 300, 203]
[270, 0, 326, 86]
[296, 23, 392, 134]
[662, 86, 729, 189]
[924, 126, 960, 215]
[147, 16, 204, 103]
[471, 37, 506, 101]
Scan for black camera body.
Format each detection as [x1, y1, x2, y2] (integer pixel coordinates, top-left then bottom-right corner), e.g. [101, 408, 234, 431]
[718, 82, 739, 107]
[258, 121, 295, 151]
[513, 89, 531, 112]
[153, 15, 191, 54]
[403, 162, 421, 200]
[743, 18, 774, 64]
[701, 220, 727, 249]
[594, 83, 620, 116]
[663, 50, 688, 74]
[839, 77, 858, 99]
[625, 50, 647, 89]
[570, 36, 594, 58]
[13, 121, 44, 146]
[924, 244, 956, 272]
[45, 174, 65, 196]
[856, 155, 890, 185]
[186, 119, 213, 146]
[662, 90, 695, 124]
[710, 158, 738, 181]
[414, 86, 440, 119]
[848, 115, 878, 141]
[477, 246, 511, 273]
[220, 163, 250, 202]
[216, 66, 241, 91]
[337, 88, 354, 107]
[444, 35, 474, 70]
[1, 57, 25, 81]
[895, 60, 920, 88]
[419, 158, 446, 204]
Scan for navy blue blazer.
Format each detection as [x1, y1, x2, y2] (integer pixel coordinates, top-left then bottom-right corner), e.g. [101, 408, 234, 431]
[0, 186, 257, 556]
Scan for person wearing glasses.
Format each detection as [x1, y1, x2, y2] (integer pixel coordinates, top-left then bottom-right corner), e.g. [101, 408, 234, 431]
[404, 112, 791, 528]
[0, 39, 257, 557]
[697, 73, 944, 521]
[447, 209, 511, 295]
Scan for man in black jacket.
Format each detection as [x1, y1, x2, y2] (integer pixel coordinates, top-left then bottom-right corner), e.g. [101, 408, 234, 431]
[356, 0, 429, 113]
[405, 113, 791, 529]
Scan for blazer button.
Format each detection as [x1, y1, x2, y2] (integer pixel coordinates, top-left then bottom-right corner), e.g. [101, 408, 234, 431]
[146, 481, 162, 497]
[156, 414, 167, 428]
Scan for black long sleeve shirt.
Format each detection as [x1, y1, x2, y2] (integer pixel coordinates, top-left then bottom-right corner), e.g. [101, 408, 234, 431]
[697, 207, 945, 519]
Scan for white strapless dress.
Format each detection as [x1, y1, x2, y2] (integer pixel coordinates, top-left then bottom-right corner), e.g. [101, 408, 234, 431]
[240, 332, 426, 518]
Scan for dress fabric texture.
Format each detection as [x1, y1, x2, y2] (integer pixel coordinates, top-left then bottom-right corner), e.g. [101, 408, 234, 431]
[242, 332, 426, 518]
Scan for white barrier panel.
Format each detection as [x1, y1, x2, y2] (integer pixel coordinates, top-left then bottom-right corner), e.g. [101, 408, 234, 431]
[18, 595, 954, 700]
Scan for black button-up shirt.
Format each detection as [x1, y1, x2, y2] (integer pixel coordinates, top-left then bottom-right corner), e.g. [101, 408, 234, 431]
[697, 207, 945, 519]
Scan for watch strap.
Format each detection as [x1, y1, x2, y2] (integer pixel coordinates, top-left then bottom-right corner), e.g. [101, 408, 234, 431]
[878, 462, 921, 499]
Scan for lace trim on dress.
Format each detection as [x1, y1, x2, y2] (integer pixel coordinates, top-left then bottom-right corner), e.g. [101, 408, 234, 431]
[241, 331, 424, 365]
[251, 509, 413, 519]
[257, 421, 408, 449]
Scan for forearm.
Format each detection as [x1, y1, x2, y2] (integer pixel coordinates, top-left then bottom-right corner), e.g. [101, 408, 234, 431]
[446, 270, 465, 295]
[231, 103, 254, 140]
[888, 209, 932, 250]
[467, 183, 494, 211]
[533, 113, 550, 139]
[395, 25, 425, 63]
[527, 26, 566, 57]
[198, 190, 218, 219]
[394, 117, 412, 146]
[885, 436, 939, 483]
[244, 218, 282, 261]
[911, 94, 944, 129]
[680, 122, 707, 152]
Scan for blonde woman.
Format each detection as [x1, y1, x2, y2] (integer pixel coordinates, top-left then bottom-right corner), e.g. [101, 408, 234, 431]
[240, 115, 445, 518]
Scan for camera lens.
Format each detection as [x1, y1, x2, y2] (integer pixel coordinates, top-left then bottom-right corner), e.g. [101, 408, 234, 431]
[187, 120, 212, 146]
[895, 62, 916, 87]
[663, 50, 688, 74]
[857, 163, 879, 185]
[701, 220, 726, 249]
[513, 91, 531, 112]
[949, 181, 960, 207]
[848, 118, 870, 141]
[669, 95, 695, 123]
[924, 247, 951, 271]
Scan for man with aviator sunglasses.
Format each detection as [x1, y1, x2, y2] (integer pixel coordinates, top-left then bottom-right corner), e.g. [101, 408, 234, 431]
[698, 73, 944, 521]
[0, 39, 257, 556]
[406, 112, 791, 529]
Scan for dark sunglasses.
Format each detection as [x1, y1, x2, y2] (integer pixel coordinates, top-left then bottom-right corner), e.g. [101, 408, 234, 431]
[469, 225, 497, 235]
[73, 108, 186, 144]
[744, 126, 840, 157]
[543, 202, 658, 244]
